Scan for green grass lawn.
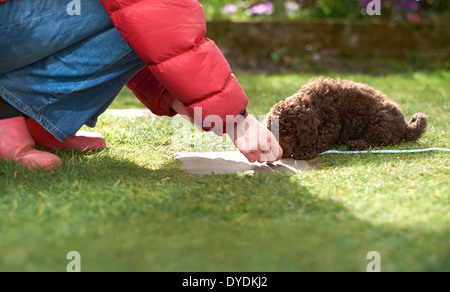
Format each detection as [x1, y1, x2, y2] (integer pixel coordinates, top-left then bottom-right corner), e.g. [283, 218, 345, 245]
[0, 71, 449, 272]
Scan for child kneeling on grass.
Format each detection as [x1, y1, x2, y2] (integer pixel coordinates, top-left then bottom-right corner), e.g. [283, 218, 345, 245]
[0, 0, 282, 170]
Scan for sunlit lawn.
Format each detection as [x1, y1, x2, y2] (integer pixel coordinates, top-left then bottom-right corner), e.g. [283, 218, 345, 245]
[0, 71, 448, 271]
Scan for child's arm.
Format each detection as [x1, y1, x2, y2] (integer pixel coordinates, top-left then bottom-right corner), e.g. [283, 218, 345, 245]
[107, 0, 247, 128]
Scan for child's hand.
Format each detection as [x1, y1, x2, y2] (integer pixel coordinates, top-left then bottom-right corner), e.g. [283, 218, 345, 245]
[171, 97, 193, 122]
[228, 114, 283, 164]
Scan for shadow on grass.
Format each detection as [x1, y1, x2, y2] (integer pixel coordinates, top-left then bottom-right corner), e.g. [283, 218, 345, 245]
[0, 150, 449, 272]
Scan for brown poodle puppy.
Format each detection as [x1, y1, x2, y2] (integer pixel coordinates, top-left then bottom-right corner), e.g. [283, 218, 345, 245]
[265, 77, 427, 160]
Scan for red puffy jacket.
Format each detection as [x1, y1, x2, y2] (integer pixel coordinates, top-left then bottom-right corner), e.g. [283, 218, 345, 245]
[0, 0, 249, 132]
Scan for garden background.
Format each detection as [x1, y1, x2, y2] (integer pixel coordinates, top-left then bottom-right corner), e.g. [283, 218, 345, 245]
[201, 0, 450, 73]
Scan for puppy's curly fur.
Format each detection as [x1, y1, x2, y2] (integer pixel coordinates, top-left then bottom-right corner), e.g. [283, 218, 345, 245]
[265, 77, 427, 160]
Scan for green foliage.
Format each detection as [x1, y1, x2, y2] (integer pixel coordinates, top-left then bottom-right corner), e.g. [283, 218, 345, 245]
[314, 0, 361, 19]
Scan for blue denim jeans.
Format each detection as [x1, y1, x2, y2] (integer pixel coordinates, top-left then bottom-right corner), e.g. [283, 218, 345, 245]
[0, 0, 145, 141]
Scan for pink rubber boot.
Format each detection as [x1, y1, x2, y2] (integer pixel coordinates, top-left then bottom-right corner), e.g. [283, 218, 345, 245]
[0, 117, 62, 170]
[26, 118, 106, 151]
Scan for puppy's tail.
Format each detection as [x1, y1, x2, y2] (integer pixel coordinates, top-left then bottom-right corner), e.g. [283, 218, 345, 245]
[403, 113, 427, 142]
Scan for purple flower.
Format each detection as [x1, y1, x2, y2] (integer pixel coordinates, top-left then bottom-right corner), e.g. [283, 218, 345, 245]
[394, 0, 420, 14]
[250, 2, 274, 15]
[220, 4, 238, 15]
[360, 0, 373, 8]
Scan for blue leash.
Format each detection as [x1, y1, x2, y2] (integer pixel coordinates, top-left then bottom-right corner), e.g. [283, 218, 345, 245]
[318, 147, 450, 155]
